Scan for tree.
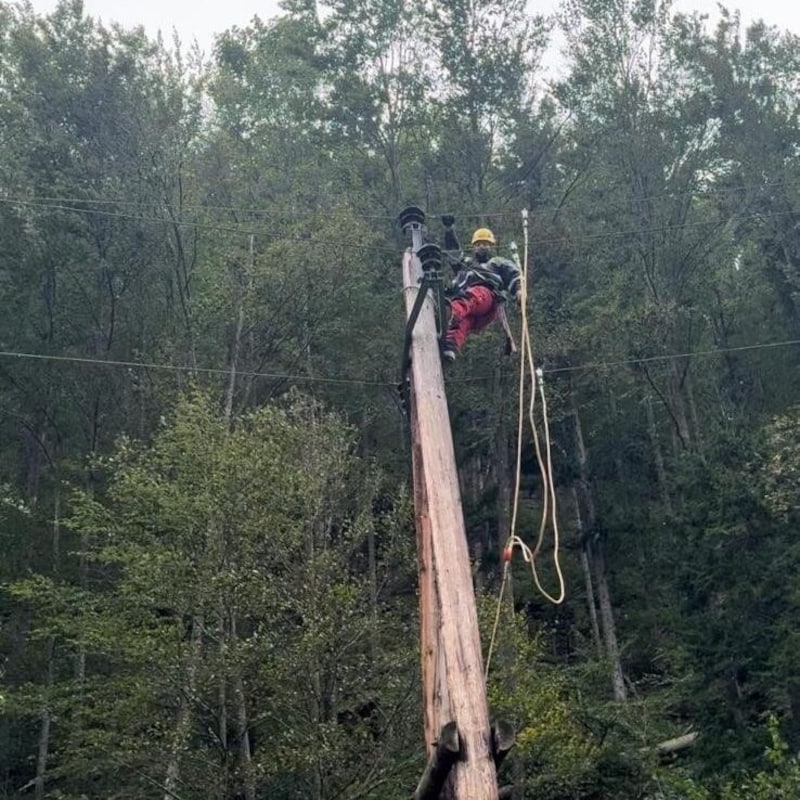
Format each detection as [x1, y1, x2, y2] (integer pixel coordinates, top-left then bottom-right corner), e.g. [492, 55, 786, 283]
[7, 390, 420, 798]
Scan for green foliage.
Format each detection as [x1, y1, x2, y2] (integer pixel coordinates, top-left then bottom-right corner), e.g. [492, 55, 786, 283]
[481, 598, 594, 792]
[658, 717, 800, 799]
[760, 408, 800, 521]
[2, 0, 800, 796]
[5, 390, 419, 797]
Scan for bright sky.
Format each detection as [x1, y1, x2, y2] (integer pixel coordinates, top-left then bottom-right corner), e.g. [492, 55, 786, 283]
[27, 0, 800, 61]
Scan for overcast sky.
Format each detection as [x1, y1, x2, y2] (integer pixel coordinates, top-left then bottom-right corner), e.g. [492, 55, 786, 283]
[27, 0, 800, 65]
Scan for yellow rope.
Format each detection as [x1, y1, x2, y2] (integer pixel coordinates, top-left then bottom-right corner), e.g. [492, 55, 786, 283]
[485, 209, 566, 678]
[484, 561, 511, 682]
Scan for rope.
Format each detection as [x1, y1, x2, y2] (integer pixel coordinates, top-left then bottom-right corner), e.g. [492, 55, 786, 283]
[485, 560, 511, 682]
[485, 208, 566, 679]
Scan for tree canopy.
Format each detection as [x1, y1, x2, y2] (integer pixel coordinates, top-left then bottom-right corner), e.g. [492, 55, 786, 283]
[2, 0, 800, 797]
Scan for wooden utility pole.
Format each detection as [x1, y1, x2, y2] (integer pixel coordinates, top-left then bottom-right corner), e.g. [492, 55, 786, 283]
[400, 208, 499, 799]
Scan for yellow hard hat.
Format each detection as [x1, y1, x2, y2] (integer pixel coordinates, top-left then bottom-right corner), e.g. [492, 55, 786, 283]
[471, 228, 496, 245]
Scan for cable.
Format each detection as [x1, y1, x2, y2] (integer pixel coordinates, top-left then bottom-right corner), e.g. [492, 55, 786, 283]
[2, 337, 795, 391]
[9, 332, 762, 391]
[445, 338, 800, 387]
[0, 350, 394, 388]
[6, 175, 799, 224]
[532, 206, 799, 248]
[0, 197, 399, 255]
[542, 338, 800, 375]
[3, 192, 798, 255]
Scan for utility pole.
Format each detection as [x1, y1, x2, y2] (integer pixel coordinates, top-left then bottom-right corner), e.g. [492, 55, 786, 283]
[400, 207, 500, 800]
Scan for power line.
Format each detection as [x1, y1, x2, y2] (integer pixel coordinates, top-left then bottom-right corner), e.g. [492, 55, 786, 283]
[1, 338, 798, 389]
[0, 197, 256, 235]
[0, 197, 400, 255]
[0, 350, 394, 388]
[540, 338, 800, 375]
[5, 176, 799, 223]
[2, 194, 796, 255]
[532, 207, 799, 248]
[0, 192, 400, 223]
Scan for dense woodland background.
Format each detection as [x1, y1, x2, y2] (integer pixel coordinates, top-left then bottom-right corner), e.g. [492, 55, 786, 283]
[1, 0, 800, 797]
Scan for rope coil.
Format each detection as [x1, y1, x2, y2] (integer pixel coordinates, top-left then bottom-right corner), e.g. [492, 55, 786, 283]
[486, 209, 566, 679]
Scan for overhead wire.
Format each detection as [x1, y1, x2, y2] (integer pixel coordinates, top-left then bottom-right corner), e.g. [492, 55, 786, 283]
[0, 197, 400, 255]
[444, 338, 800, 389]
[541, 338, 800, 375]
[3, 188, 797, 387]
[0, 350, 395, 388]
[0, 338, 797, 388]
[2, 181, 799, 255]
[1, 190, 798, 395]
[4, 175, 799, 223]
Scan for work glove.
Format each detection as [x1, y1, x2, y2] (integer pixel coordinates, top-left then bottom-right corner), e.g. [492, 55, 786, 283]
[443, 229, 460, 257]
[441, 214, 456, 228]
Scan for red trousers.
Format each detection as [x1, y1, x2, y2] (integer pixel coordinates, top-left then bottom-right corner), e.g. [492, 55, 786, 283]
[445, 285, 498, 352]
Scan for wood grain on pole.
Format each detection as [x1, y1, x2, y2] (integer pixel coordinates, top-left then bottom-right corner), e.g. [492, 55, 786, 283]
[403, 249, 498, 799]
[411, 392, 444, 752]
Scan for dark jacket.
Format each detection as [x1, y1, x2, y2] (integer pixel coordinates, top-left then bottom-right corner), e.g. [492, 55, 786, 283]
[446, 256, 521, 304]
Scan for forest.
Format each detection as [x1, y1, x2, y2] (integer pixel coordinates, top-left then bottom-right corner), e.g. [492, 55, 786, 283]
[1, 0, 800, 797]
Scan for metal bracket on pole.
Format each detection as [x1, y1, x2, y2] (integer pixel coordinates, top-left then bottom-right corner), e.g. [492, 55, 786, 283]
[404, 242, 444, 341]
[398, 206, 448, 415]
[491, 719, 516, 770]
[418, 243, 446, 338]
[412, 722, 460, 800]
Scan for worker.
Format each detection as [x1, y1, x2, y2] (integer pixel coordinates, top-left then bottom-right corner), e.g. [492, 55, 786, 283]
[440, 218, 521, 362]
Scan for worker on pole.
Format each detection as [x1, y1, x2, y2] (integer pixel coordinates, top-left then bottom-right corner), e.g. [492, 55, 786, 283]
[440, 216, 521, 362]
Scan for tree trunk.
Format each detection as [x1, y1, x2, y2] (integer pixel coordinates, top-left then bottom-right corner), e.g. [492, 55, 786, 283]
[667, 361, 692, 448]
[35, 491, 60, 800]
[367, 513, 379, 664]
[34, 640, 54, 800]
[569, 384, 627, 701]
[572, 488, 603, 658]
[231, 615, 255, 800]
[308, 513, 324, 800]
[23, 425, 46, 565]
[645, 394, 673, 516]
[223, 235, 251, 422]
[164, 614, 203, 800]
[215, 239, 253, 797]
[24, 426, 45, 507]
[607, 392, 629, 514]
[217, 606, 228, 800]
[76, 472, 94, 684]
[590, 542, 628, 702]
[762, 261, 800, 338]
[685, 371, 702, 444]
[492, 360, 511, 559]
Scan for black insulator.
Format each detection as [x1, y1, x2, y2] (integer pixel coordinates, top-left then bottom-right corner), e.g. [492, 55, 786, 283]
[417, 242, 442, 273]
[399, 205, 426, 228]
